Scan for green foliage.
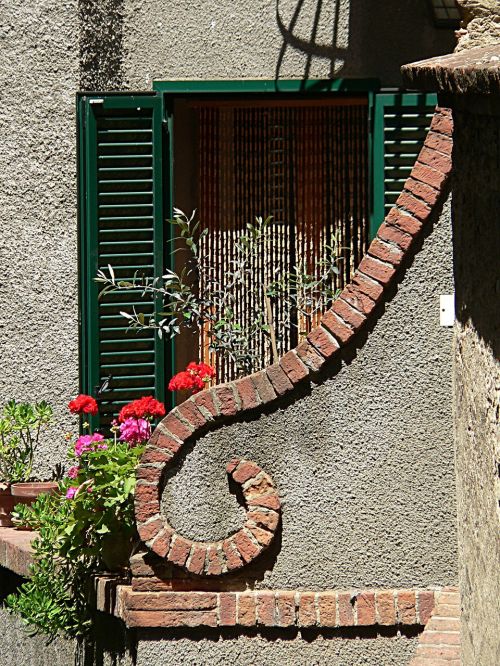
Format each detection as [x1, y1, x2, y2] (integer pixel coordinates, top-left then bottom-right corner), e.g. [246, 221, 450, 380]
[6, 441, 143, 640]
[0, 400, 53, 483]
[97, 210, 343, 377]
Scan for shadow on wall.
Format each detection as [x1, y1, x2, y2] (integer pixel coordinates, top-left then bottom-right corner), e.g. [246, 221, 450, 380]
[275, 0, 457, 84]
[79, 0, 125, 91]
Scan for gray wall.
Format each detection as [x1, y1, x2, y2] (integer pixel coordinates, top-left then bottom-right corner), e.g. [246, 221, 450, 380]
[452, 96, 500, 666]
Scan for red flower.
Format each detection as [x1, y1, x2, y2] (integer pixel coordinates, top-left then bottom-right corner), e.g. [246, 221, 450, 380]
[168, 362, 215, 394]
[68, 394, 99, 416]
[118, 396, 166, 423]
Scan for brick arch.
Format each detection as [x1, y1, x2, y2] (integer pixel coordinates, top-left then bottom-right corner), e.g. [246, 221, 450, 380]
[135, 107, 453, 576]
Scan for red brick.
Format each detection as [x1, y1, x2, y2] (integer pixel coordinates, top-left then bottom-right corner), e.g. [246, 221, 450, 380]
[352, 272, 384, 302]
[298, 592, 316, 627]
[340, 284, 376, 316]
[332, 297, 367, 328]
[193, 389, 218, 417]
[358, 255, 397, 284]
[247, 494, 281, 511]
[430, 109, 453, 137]
[321, 310, 354, 344]
[425, 130, 453, 155]
[226, 458, 240, 474]
[427, 616, 460, 632]
[356, 592, 376, 625]
[125, 609, 217, 628]
[276, 591, 296, 627]
[397, 191, 431, 221]
[250, 371, 277, 403]
[243, 475, 276, 500]
[161, 413, 193, 442]
[140, 446, 173, 465]
[338, 592, 355, 626]
[186, 543, 207, 576]
[155, 432, 182, 455]
[132, 578, 174, 592]
[415, 645, 460, 660]
[377, 223, 413, 252]
[405, 177, 440, 207]
[234, 376, 261, 410]
[256, 591, 276, 626]
[386, 207, 423, 236]
[418, 146, 452, 175]
[124, 590, 217, 611]
[135, 483, 157, 504]
[175, 399, 207, 430]
[279, 350, 309, 384]
[215, 385, 238, 417]
[135, 501, 160, 524]
[248, 525, 274, 547]
[168, 536, 192, 567]
[136, 464, 162, 483]
[438, 590, 460, 606]
[137, 517, 163, 543]
[411, 161, 447, 190]
[247, 510, 279, 531]
[130, 552, 158, 576]
[238, 592, 256, 626]
[419, 630, 460, 645]
[397, 589, 417, 624]
[296, 340, 325, 372]
[376, 590, 396, 625]
[368, 238, 404, 267]
[318, 592, 337, 627]
[222, 539, 244, 571]
[307, 326, 340, 359]
[231, 460, 262, 484]
[219, 593, 237, 626]
[206, 545, 223, 576]
[417, 590, 435, 625]
[266, 363, 294, 396]
[231, 530, 262, 563]
[151, 526, 175, 558]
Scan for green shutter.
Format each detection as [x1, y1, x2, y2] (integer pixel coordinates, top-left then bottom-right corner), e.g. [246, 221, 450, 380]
[78, 94, 168, 429]
[370, 92, 437, 239]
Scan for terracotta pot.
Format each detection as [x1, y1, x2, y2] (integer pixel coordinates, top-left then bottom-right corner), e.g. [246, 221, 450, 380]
[0, 486, 16, 527]
[11, 482, 59, 508]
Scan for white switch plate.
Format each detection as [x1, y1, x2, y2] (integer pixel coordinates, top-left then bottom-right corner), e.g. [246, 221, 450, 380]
[440, 294, 455, 327]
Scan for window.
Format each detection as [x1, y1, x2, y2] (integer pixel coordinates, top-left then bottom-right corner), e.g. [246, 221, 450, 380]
[428, 0, 461, 28]
[78, 83, 436, 426]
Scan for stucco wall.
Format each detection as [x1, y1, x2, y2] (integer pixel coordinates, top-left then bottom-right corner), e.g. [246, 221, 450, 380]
[451, 97, 500, 666]
[123, 0, 454, 88]
[162, 198, 457, 592]
[456, 0, 500, 50]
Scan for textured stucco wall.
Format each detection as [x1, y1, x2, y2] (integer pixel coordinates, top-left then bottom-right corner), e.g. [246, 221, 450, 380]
[456, 0, 500, 50]
[451, 98, 500, 666]
[162, 199, 457, 591]
[0, 1, 80, 479]
[122, 0, 455, 88]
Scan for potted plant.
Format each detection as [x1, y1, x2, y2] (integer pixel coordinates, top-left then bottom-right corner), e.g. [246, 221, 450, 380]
[0, 400, 56, 525]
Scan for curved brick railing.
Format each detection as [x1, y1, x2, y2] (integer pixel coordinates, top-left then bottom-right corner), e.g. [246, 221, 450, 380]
[135, 107, 453, 577]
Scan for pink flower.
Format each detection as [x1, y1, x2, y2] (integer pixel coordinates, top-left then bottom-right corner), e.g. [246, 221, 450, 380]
[66, 486, 78, 500]
[119, 417, 151, 445]
[67, 465, 79, 479]
[74, 433, 105, 457]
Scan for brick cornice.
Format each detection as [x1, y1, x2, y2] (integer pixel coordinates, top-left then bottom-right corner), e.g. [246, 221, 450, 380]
[135, 107, 454, 575]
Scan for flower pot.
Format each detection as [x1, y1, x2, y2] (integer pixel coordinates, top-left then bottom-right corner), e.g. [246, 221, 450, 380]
[0, 485, 16, 527]
[11, 482, 59, 508]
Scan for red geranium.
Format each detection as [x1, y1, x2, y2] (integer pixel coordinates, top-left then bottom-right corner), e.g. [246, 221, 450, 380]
[68, 394, 99, 416]
[118, 396, 166, 423]
[168, 361, 215, 394]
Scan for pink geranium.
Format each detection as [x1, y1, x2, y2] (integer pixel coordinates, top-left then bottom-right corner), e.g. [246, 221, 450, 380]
[66, 486, 78, 500]
[67, 465, 79, 479]
[74, 433, 107, 457]
[119, 417, 151, 446]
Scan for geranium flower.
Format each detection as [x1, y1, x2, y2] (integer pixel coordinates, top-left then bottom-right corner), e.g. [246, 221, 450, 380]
[119, 417, 151, 446]
[118, 396, 165, 423]
[66, 486, 78, 500]
[67, 466, 79, 479]
[74, 433, 106, 457]
[68, 394, 98, 416]
[168, 361, 215, 394]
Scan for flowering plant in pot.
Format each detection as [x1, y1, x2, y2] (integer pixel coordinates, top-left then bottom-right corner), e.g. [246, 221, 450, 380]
[7, 393, 165, 640]
[0, 400, 54, 526]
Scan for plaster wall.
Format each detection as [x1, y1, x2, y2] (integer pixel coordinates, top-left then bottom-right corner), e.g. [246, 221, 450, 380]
[451, 98, 500, 666]
[162, 199, 457, 592]
[456, 1, 500, 50]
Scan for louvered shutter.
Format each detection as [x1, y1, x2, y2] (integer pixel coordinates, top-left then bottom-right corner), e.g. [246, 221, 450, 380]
[78, 94, 168, 429]
[370, 92, 437, 239]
